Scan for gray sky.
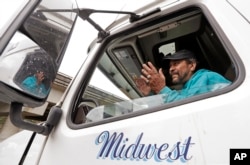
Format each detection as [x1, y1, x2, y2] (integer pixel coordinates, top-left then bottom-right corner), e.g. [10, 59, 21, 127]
[58, 0, 143, 99]
[59, 0, 153, 76]
[58, 0, 153, 99]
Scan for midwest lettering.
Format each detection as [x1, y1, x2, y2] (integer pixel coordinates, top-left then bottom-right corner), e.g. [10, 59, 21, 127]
[95, 131, 194, 162]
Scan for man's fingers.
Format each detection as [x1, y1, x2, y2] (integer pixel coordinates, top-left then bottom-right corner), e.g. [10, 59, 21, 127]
[159, 68, 166, 80]
[142, 62, 158, 75]
[140, 75, 148, 81]
[142, 63, 151, 72]
[147, 62, 158, 73]
[141, 68, 149, 76]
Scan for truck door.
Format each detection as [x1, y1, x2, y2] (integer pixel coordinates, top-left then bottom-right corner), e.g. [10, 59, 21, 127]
[38, 1, 250, 165]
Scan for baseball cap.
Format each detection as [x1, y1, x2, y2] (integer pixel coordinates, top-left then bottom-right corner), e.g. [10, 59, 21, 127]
[163, 49, 196, 60]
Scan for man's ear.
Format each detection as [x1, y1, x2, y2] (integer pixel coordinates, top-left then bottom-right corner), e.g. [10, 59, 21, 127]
[190, 61, 197, 72]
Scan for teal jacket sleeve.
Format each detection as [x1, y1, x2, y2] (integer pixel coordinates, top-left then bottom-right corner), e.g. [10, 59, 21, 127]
[159, 69, 231, 103]
[22, 76, 48, 96]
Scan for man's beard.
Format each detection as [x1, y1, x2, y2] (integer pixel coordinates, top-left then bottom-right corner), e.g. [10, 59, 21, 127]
[171, 72, 188, 85]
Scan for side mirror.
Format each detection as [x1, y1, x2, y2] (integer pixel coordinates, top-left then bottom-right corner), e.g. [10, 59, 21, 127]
[0, 0, 77, 135]
[0, 32, 63, 135]
[1, 32, 55, 99]
[0, 6, 77, 107]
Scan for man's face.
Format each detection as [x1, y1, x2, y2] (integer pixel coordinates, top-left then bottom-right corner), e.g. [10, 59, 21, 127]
[36, 71, 45, 83]
[169, 59, 196, 84]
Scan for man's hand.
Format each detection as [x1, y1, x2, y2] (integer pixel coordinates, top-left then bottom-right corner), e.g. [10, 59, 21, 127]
[135, 77, 151, 96]
[141, 62, 166, 94]
[36, 71, 45, 85]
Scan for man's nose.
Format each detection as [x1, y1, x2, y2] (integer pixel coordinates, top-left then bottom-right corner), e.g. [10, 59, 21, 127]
[169, 65, 174, 74]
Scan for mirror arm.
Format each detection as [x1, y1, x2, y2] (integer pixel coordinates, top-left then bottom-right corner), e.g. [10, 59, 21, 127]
[85, 17, 110, 42]
[10, 102, 62, 136]
[77, 8, 137, 42]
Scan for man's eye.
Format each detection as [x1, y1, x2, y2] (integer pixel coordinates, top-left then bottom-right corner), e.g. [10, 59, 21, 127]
[173, 62, 178, 66]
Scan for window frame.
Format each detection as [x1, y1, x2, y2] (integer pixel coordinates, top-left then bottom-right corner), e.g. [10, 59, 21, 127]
[67, 6, 245, 129]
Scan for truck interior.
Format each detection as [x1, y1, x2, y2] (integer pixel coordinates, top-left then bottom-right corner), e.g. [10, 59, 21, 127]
[99, 7, 235, 98]
[72, 7, 236, 125]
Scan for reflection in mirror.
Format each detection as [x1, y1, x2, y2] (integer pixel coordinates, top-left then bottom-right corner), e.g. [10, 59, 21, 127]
[14, 48, 55, 97]
[21, 8, 77, 64]
[15, 8, 77, 96]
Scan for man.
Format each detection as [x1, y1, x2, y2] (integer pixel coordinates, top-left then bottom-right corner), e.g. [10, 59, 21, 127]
[137, 49, 231, 102]
[22, 70, 48, 96]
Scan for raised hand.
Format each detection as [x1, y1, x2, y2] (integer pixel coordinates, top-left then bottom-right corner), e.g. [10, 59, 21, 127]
[141, 62, 166, 94]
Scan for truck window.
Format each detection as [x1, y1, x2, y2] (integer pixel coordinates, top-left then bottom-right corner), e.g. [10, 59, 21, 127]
[70, 8, 236, 126]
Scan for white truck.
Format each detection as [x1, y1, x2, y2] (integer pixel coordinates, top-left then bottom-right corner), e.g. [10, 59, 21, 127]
[0, 0, 250, 164]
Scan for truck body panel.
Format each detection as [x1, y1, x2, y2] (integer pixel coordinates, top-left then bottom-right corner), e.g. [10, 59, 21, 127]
[0, 0, 250, 164]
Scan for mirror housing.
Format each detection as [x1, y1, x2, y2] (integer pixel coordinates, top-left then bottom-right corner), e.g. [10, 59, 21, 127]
[0, 0, 78, 135]
[0, 1, 77, 107]
[0, 32, 55, 107]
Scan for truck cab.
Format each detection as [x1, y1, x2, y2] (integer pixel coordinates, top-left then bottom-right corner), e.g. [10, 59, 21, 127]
[0, 0, 250, 164]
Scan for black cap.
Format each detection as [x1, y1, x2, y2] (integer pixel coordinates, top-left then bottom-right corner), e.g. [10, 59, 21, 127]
[163, 49, 196, 61]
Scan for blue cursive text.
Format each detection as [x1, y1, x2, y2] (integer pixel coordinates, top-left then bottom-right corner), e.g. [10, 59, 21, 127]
[95, 131, 194, 163]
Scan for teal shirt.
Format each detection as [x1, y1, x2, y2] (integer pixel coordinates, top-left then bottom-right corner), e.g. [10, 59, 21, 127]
[22, 76, 48, 97]
[159, 69, 231, 103]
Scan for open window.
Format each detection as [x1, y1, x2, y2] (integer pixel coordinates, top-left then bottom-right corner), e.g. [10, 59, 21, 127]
[71, 7, 236, 126]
